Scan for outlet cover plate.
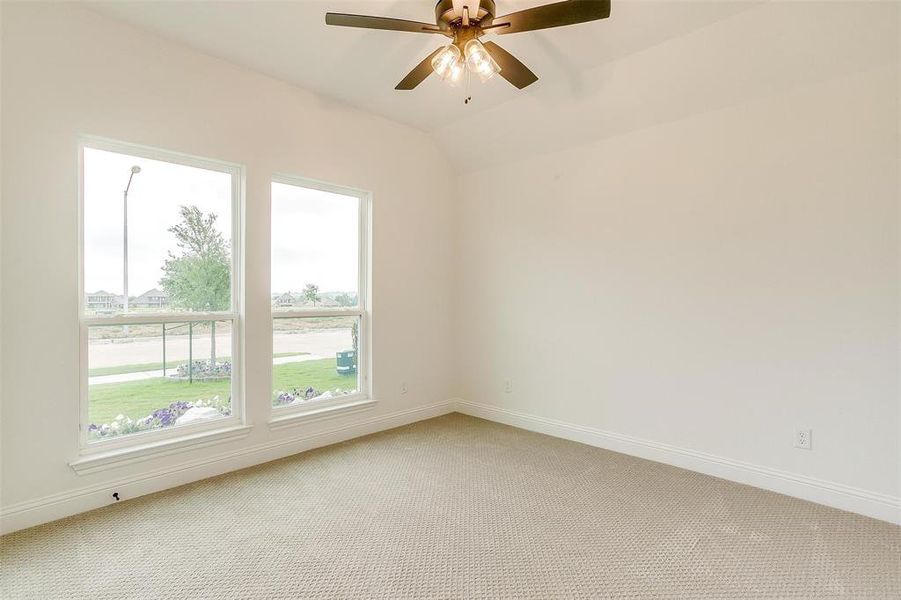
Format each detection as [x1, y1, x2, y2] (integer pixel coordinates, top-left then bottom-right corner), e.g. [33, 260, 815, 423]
[794, 428, 812, 450]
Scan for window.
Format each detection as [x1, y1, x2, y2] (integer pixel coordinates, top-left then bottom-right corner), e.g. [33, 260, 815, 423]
[79, 139, 242, 448]
[271, 177, 369, 413]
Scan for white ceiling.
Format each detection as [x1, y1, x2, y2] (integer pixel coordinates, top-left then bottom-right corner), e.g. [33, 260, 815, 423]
[83, 1, 886, 171]
[85, 3, 755, 122]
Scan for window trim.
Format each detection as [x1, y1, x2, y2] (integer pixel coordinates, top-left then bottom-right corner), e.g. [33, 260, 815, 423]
[69, 424, 252, 475]
[77, 137, 245, 454]
[269, 174, 372, 421]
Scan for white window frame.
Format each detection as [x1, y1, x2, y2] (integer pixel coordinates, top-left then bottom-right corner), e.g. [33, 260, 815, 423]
[269, 174, 372, 424]
[76, 136, 245, 456]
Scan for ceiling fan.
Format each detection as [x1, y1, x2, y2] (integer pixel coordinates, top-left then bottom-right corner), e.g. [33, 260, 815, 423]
[325, 0, 611, 91]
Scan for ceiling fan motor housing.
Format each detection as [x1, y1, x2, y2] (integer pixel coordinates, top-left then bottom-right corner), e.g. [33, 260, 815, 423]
[435, 0, 496, 30]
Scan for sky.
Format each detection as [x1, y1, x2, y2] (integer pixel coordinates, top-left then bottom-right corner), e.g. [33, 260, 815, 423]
[84, 147, 233, 296]
[83, 147, 358, 299]
[271, 182, 358, 295]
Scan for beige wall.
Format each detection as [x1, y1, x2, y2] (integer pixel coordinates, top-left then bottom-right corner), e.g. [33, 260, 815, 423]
[0, 2, 454, 524]
[454, 4, 899, 505]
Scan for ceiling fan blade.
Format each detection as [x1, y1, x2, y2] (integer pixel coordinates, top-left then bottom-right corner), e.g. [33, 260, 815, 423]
[325, 13, 444, 34]
[396, 48, 444, 90]
[482, 42, 539, 89]
[492, 0, 610, 35]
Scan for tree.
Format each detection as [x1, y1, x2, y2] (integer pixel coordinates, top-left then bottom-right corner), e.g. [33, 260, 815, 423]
[335, 292, 356, 307]
[160, 206, 230, 367]
[302, 283, 320, 307]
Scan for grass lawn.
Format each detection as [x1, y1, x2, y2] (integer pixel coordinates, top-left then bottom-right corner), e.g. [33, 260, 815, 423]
[273, 360, 355, 396]
[88, 358, 357, 425]
[88, 352, 307, 377]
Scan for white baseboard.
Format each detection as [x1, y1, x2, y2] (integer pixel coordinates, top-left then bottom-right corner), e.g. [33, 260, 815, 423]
[453, 399, 901, 525]
[4, 399, 897, 535]
[1, 401, 454, 535]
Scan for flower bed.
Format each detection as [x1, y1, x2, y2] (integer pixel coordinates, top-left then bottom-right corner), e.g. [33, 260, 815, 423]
[88, 396, 231, 440]
[169, 360, 232, 381]
[274, 386, 353, 407]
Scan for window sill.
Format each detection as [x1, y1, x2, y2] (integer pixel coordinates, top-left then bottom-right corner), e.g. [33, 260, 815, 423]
[69, 424, 252, 475]
[268, 397, 377, 431]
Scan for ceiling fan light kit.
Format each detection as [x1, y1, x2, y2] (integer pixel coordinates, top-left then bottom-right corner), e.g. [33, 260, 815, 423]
[464, 39, 501, 82]
[432, 44, 464, 83]
[325, 0, 611, 92]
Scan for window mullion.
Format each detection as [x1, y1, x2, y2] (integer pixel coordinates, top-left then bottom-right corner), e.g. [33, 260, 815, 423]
[273, 309, 363, 320]
[82, 312, 238, 327]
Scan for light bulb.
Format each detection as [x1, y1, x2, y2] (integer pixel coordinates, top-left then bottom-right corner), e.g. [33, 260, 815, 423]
[431, 44, 462, 80]
[446, 57, 465, 86]
[464, 39, 500, 82]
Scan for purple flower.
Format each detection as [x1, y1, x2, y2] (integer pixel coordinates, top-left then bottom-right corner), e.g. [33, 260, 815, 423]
[275, 391, 295, 405]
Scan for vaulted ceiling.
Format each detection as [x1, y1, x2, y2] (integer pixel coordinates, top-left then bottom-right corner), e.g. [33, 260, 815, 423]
[85, 1, 890, 171]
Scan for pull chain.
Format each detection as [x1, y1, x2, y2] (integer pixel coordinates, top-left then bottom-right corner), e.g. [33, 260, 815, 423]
[464, 66, 472, 104]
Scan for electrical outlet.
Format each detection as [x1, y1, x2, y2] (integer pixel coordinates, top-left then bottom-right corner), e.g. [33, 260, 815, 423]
[504, 379, 513, 393]
[794, 428, 812, 450]
[400, 381, 408, 395]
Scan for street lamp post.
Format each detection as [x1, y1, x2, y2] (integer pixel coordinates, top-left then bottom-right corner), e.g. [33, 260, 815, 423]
[123, 166, 141, 329]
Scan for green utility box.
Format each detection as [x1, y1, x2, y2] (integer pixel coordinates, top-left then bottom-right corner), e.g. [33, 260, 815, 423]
[336, 350, 357, 376]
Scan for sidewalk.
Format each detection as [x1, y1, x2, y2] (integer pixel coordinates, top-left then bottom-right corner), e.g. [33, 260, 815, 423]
[88, 354, 325, 385]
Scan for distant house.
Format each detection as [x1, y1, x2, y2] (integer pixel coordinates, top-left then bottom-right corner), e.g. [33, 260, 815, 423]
[273, 292, 297, 307]
[133, 288, 169, 308]
[85, 290, 122, 310]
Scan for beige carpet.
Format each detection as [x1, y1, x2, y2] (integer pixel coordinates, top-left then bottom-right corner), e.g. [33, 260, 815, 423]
[2, 413, 899, 599]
